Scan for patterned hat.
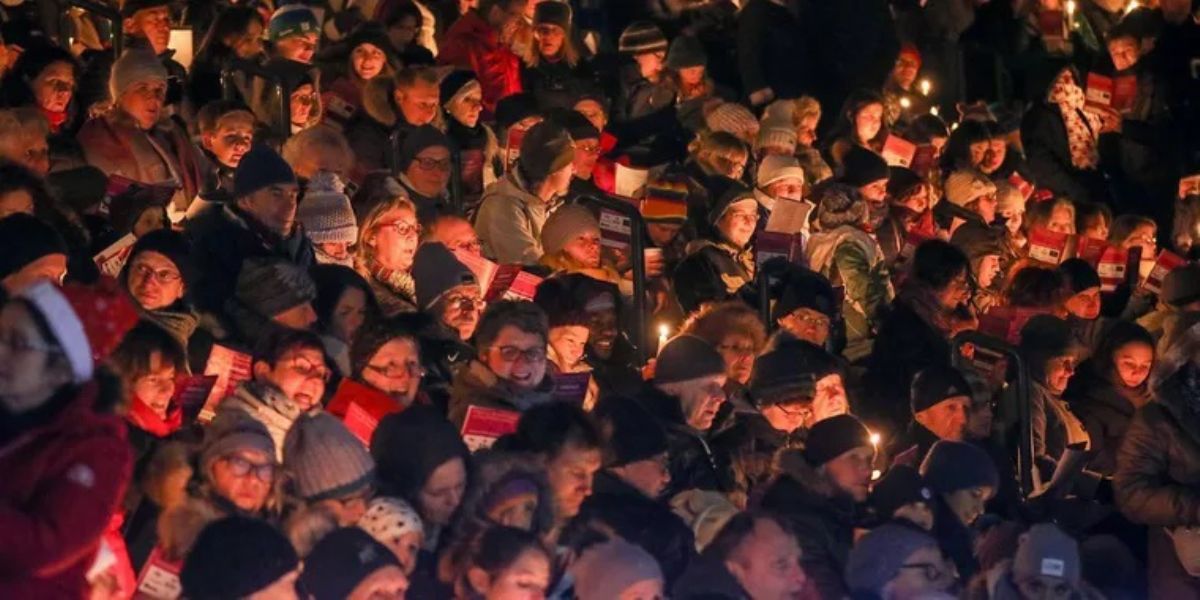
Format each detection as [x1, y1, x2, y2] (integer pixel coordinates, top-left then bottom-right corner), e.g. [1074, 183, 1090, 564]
[619, 21, 668, 55]
[358, 496, 424, 547]
[641, 174, 689, 224]
[298, 172, 357, 245]
[269, 5, 319, 42]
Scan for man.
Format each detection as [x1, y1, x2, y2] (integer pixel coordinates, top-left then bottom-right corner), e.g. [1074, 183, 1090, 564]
[268, 4, 320, 64]
[397, 125, 454, 224]
[184, 143, 314, 317]
[76, 0, 189, 114]
[346, 67, 442, 177]
[426, 214, 483, 256]
[844, 523, 956, 598]
[439, 0, 526, 115]
[412, 242, 481, 407]
[0, 214, 68, 293]
[673, 511, 807, 599]
[760, 414, 874, 599]
[560, 110, 605, 201]
[196, 101, 256, 198]
[892, 364, 974, 466]
[771, 266, 839, 348]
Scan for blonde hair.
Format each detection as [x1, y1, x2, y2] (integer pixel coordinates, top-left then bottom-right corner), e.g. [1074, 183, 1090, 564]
[355, 186, 418, 264]
[0, 107, 49, 158]
[793, 96, 822, 128]
[520, 23, 581, 68]
[281, 125, 355, 175]
[689, 130, 748, 165]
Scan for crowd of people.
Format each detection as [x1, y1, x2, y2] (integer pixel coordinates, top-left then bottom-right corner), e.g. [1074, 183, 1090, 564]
[3, 0, 1200, 597]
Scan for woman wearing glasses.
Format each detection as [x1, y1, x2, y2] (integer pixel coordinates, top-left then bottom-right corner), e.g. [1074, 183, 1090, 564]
[519, 2, 596, 112]
[845, 522, 957, 599]
[397, 125, 455, 224]
[355, 189, 422, 316]
[350, 315, 427, 409]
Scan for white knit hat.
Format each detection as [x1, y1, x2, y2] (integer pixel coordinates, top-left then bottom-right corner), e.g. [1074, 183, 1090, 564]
[757, 155, 806, 188]
[944, 169, 998, 207]
[358, 496, 424, 548]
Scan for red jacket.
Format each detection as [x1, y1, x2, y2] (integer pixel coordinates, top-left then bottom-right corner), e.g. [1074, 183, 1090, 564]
[438, 11, 522, 116]
[0, 383, 133, 598]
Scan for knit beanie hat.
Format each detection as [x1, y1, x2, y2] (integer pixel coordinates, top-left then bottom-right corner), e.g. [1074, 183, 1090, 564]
[707, 183, 758, 226]
[844, 523, 940, 595]
[813, 181, 867, 230]
[358, 496, 425, 548]
[570, 539, 663, 600]
[371, 405, 470, 498]
[440, 70, 481, 109]
[110, 47, 167, 101]
[949, 222, 1003, 264]
[181, 516, 299, 599]
[641, 173, 689, 224]
[412, 242, 476, 310]
[495, 93, 541, 134]
[771, 266, 839, 321]
[234, 144, 297, 199]
[235, 257, 317, 318]
[533, 0, 572, 29]
[122, 228, 197, 290]
[200, 409, 276, 476]
[269, 4, 319, 41]
[654, 334, 727, 386]
[0, 213, 68, 281]
[840, 147, 890, 188]
[887, 167, 924, 201]
[910, 364, 973, 414]
[120, 0, 170, 18]
[757, 126, 798, 155]
[17, 278, 139, 384]
[541, 204, 599, 256]
[595, 399, 668, 466]
[298, 172, 358, 245]
[705, 102, 758, 139]
[619, 21, 668, 55]
[666, 34, 706, 69]
[1013, 523, 1082, 585]
[284, 412, 375, 502]
[519, 121, 575, 180]
[301, 528, 401, 600]
[1162, 263, 1200, 307]
[1058, 258, 1101, 293]
[398, 125, 452, 172]
[868, 465, 934, 521]
[757, 155, 806, 188]
[344, 22, 394, 60]
[919, 440, 999, 494]
[804, 414, 872, 467]
[944, 169, 997, 207]
[554, 109, 599, 141]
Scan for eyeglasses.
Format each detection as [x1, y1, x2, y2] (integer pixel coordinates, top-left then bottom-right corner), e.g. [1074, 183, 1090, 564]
[366, 361, 425, 379]
[378, 220, 421, 237]
[897, 562, 949, 582]
[444, 293, 483, 312]
[221, 455, 275, 483]
[132, 262, 182, 284]
[716, 343, 756, 358]
[776, 402, 814, 420]
[492, 345, 546, 363]
[791, 312, 831, 329]
[576, 143, 602, 155]
[448, 238, 482, 254]
[413, 156, 452, 172]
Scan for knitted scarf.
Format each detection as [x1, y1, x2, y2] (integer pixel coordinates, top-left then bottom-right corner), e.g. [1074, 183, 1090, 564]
[127, 394, 182, 438]
[1048, 76, 1103, 170]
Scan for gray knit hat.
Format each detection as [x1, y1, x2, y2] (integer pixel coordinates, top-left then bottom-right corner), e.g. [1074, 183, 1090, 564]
[666, 34, 706, 69]
[200, 410, 276, 477]
[570, 539, 663, 600]
[705, 102, 758, 138]
[283, 412, 376, 502]
[235, 257, 318, 318]
[619, 21, 668, 55]
[1013, 523, 1081, 585]
[541, 204, 599, 256]
[654, 334, 726, 385]
[412, 242, 476, 310]
[845, 523, 941, 595]
[757, 155, 806, 188]
[519, 121, 575, 181]
[813, 181, 867, 230]
[298, 172, 357, 245]
[110, 47, 168, 101]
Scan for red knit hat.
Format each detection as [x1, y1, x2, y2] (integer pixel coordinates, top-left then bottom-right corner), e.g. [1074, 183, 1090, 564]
[18, 277, 139, 383]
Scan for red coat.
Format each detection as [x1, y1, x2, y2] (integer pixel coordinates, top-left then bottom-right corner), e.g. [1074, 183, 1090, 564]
[438, 11, 522, 116]
[0, 383, 134, 598]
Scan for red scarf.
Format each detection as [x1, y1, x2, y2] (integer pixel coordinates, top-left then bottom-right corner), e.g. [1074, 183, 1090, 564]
[126, 395, 182, 437]
[41, 107, 69, 134]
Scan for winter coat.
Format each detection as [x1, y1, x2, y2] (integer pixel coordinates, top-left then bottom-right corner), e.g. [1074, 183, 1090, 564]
[438, 10, 523, 116]
[863, 297, 953, 433]
[805, 226, 894, 360]
[737, 0, 809, 100]
[520, 58, 599, 112]
[216, 381, 315, 461]
[617, 63, 676, 121]
[1030, 381, 1091, 481]
[574, 471, 697, 587]
[889, 421, 944, 468]
[418, 323, 477, 414]
[672, 555, 751, 599]
[929, 493, 982, 580]
[447, 359, 556, 428]
[398, 173, 452, 225]
[475, 170, 553, 265]
[1064, 359, 1152, 475]
[672, 238, 755, 314]
[759, 449, 858, 600]
[356, 256, 419, 318]
[344, 77, 421, 181]
[710, 412, 804, 504]
[0, 383, 133, 598]
[633, 385, 736, 500]
[446, 118, 499, 218]
[77, 108, 203, 212]
[1020, 102, 1110, 205]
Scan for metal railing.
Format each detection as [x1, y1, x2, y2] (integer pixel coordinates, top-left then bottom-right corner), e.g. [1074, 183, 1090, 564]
[60, 0, 124, 56]
[580, 194, 649, 364]
[220, 58, 292, 140]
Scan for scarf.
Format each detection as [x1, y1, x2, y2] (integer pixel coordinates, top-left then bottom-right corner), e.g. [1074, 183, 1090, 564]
[368, 257, 417, 306]
[127, 394, 183, 438]
[41, 107, 69, 133]
[1047, 77, 1103, 170]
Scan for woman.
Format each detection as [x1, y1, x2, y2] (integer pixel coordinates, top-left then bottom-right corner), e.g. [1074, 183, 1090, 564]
[875, 166, 930, 265]
[520, 2, 594, 111]
[441, 70, 498, 216]
[323, 23, 397, 129]
[938, 119, 991, 176]
[0, 44, 83, 165]
[349, 314, 428, 409]
[825, 90, 888, 172]
[1021, 67, 1117, 205]
[534, 274, 600, 409]
[1018, 315, 1092, 480]
[1066, 321, 1154, 475]
[1025, 196, 1076, 235]
[538, 204, 626, 288]
[452, 526, 552, 600]
[0, 280, 138, 597]
[680, 301, 768, 400]
[673, 185, 759, 314]
[312, 264, 378, 377]
[189, 6, 265, 110]
[666, 35, 722, 131]
[356, 192, 422, 316]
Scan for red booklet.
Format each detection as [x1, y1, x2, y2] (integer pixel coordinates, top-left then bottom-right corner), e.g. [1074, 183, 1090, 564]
[196, 345, 253, 423]
[1142, 250, 1186, 295]
[93, 233, 137, 278]
[1095, 245, 1129, 293]
[910, 145, 937, 178]
[1085, 73, 1114, 107]
[1028, 227, 1073, 265]
[1113, 75, 1137, 112]
[881, 135, 917, 168]
[978, 306, 1046, 344]
[325, 379, 403, 445]
[461, 405, 520, 452]
[755, 231, 805, 269]
[135, 546, 182, 599]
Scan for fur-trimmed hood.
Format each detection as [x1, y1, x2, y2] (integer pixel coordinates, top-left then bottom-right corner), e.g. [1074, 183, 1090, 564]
[772, 447, 838, 499]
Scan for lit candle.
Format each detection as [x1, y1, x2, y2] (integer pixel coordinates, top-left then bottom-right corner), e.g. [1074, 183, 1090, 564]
[658, 324, 670, 349]
[869, 432, 881, 448]
[1066, 0, 1076, 17]
[929, 106, 940, 117]
[1125, 0, 1139, 13]
[919, 79, 931, 97]
[900, 97, 912, 109]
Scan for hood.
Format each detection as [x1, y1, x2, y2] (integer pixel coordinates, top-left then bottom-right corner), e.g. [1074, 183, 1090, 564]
[362, 76, 399, 128]
[805, 226, 881, 276]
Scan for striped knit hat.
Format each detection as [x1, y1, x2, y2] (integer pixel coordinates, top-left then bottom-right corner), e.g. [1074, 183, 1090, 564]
[619, 21, 668, 55]
[641, 173, 689, 224]
[283, 412, 376, 502]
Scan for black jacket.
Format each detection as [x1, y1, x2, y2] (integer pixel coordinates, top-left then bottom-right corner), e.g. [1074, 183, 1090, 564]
[710, 412, 804, 503]
[1020, 102, 1111, 205]
[635, 385, 735, 499]
[863, 299, 952, 434]
[1064, 359, 1151, 476]
[672, 555, 749, 599]
[520, 58, 599, 112]
[736, 0, 809, 99]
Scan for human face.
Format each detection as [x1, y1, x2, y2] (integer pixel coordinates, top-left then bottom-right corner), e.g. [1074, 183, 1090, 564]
[227, 20, 264, 59]
[476, 549, 551, 600]
[318, 485, 373, 526]
[369, 207, 421, 271]
[1064, 287, 1101, 321]
[346, 565, 409, 600]
[973, 192, 998, 224]
[612, 452, 671, 498]
[725, 519, 807, 600]
[1108, 37, 1140, 72]
[968, 140, 990, 168]
[547, 324, 589, 371]
[210, 449, 274, 512]
[546, 445, 602, 519]
[204, 116, 254, 168]
[823, 446, 873, 501]
[705, 151, 746, 180]
[982, 138, 1007, 174]
[361, 338, 423, 403]
[893, 54, 920, 90]
[127, 6, 171, 54]
[765, 179, 805, 203]
[854, 103, 884, 143]
[778, 307, 831, 347]
[761, 400, 813, 434]
[859, 178, 889, 204]
[276, 32, 318, 64]
[449, 87, 485, 128]
[435, 217, 483, 257]
[388, 16, 419, 48]
[944, 486, 992, 526]
[915, 396, 971, 441]
[887, 546, 956, 600]
[124, 251, 183, 310]
[2, 253, 67, 295]
[239, 183, 298, 237]
[352, 42, 387, 80]
[574, 99, 607, 132]
[976, 254, 1001, 289]
[646, 222, 682, 248]
[120, 79, 167, 130]
[561, 228, 602, 268]
[572, 137, 602, 180]
[330, 286, 368, 343]
[0, 134, 45, 178]
[440, 284, 484, 341]
[634, 50, 666, 81]
[419, 457, 467, 526]
[1044, 354, 1077, 394]
[256, 346, 328, 410]
[1113, 341, 1153, 389]
[717, 333, 756, 385]
[132, 351, 177, 418]
[396, 80, 440, 126]
[406, 145, 452, 198]
[381, 530, 423, 575]
[1081, 215, 1109, 241]
[542, 162, 574, 199]
[290, 84, 316, 126]
[797, 115, 819, 148]
[486, 483, 538, 530]
[718, 201, 758, 249]
[967, 398, 994, 441]
[0, 302, 71, 413]
[1047, 205, 1074, 234]
[670, 374, 727, 431]
[247, 568, 300, 600]
[534, 23, 565, 58]
[274, 302, 317, 330]
[678, 65, 705, 86]
[813, 374, 849, 421]
[1002, 208, 1024, 235]
[33, 61, 75, 113]
[586, 304, 618, 359]
[935, 270, 971, 310]
[483, 325, 548, 390]
[1015, 574, 1075, 600]
[1121, 223, 1157, 258]
[0, 190, 34, 220]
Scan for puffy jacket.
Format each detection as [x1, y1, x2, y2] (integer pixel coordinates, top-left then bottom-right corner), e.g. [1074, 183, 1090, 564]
[438, 11, 522, 116]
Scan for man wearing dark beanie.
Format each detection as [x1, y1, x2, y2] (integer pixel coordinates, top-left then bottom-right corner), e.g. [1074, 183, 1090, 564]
[891, 364, 974, 464]
[920, 440, 999, 580]
[0, 213, 68, 294]
[181, 516, 300, 599]
[760, 413, 875, 600]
